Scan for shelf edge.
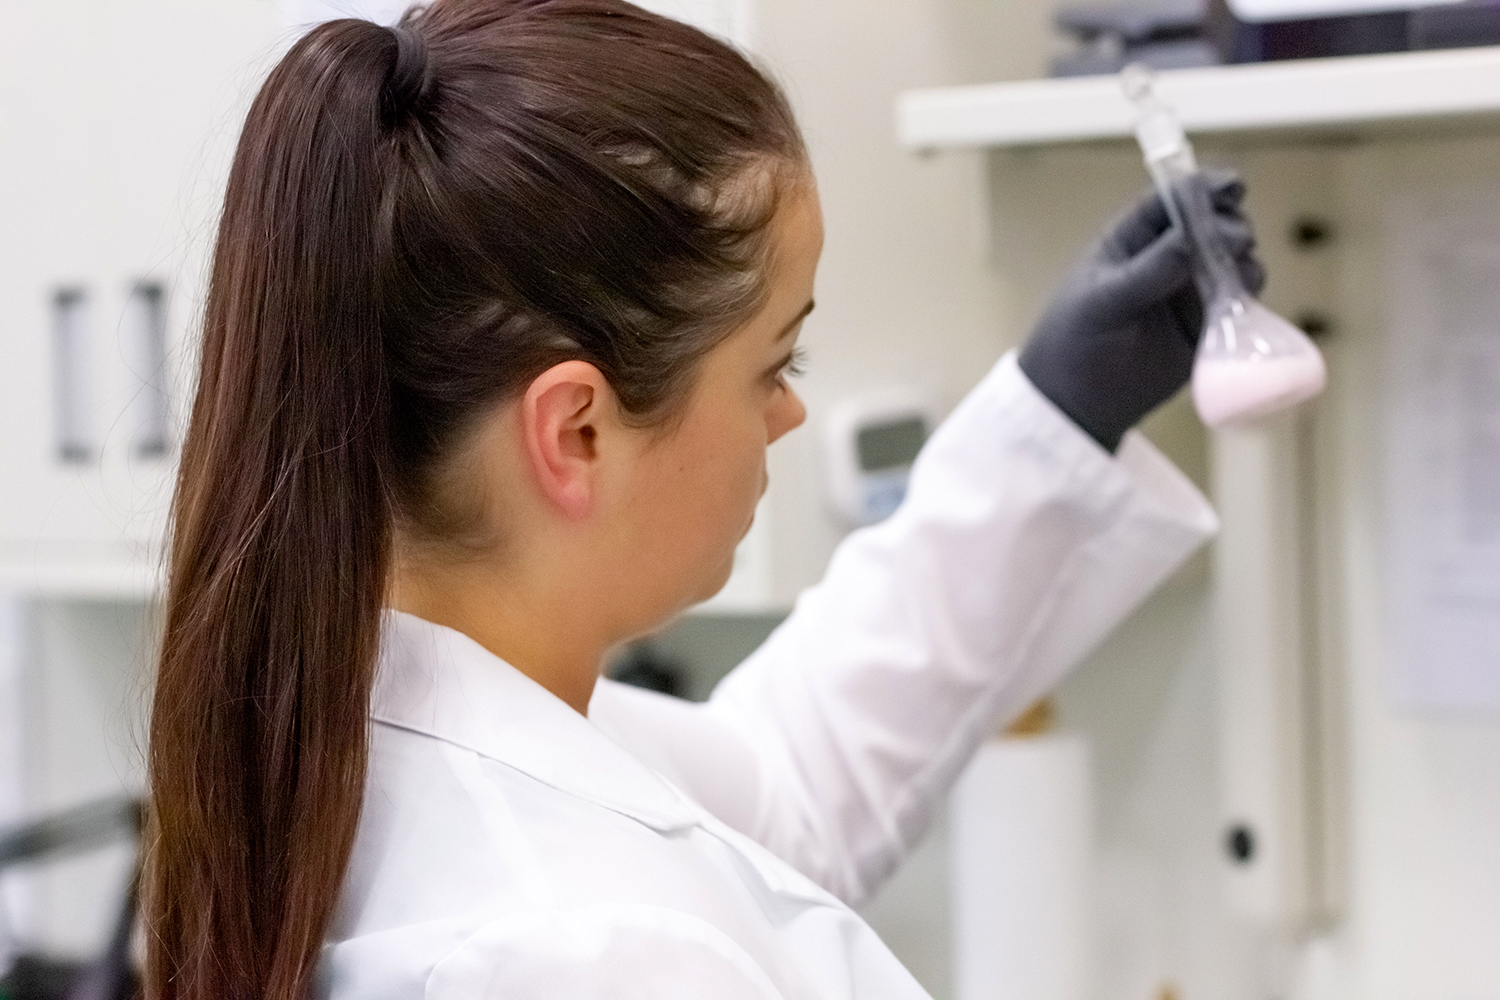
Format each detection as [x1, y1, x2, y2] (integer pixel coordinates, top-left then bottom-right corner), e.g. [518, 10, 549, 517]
[898, 46, 1500, 150]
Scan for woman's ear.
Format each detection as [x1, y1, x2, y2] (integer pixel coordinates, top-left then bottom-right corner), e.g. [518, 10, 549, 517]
[520, 361, 611, 520]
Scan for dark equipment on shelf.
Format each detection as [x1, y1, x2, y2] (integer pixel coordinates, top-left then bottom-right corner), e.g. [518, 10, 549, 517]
[1052, 0, 1223, 75]
[1207, 0, 1500, 62]
[1050, 0, 1500, 76]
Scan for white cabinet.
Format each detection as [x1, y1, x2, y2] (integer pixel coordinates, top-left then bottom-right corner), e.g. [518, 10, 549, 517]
[0, 2, 278, 596]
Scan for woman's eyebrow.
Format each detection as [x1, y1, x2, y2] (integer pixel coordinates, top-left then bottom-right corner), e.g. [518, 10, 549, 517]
[776, 299, 815, 341]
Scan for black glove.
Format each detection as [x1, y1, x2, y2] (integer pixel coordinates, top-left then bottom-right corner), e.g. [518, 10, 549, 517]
[1018, 171, 1267, 453]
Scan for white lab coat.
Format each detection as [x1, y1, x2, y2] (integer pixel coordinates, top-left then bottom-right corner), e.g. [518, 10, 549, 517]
[322, 352, 1218, 1000]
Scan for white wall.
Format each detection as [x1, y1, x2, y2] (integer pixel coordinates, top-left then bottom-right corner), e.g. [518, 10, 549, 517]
[751, 0, 1035, 599]
[1313, 134, 1500, 1000]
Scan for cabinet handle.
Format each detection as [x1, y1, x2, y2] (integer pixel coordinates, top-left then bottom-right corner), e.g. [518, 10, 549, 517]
[122, 280, 170, 458]
[51, 286, 95, 464]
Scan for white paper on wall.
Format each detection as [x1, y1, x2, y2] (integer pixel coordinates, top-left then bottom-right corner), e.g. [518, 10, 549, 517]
[1384, 191, 1500, 713]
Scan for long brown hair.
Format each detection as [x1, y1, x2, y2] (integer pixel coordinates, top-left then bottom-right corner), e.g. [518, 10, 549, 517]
[144, 3, 803, 996]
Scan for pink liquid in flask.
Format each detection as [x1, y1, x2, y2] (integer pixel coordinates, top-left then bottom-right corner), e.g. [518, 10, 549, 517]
[1190, 298, 1327, 428]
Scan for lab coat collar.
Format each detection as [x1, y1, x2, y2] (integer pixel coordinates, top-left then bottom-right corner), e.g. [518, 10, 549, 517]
[373, 611, 702, 834]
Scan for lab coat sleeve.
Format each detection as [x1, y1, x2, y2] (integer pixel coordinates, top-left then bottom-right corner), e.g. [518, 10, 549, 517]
[590, 351, 1217, 907]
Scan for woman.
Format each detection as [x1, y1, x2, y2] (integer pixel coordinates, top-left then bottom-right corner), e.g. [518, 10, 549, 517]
[144, 1, 1262, 998]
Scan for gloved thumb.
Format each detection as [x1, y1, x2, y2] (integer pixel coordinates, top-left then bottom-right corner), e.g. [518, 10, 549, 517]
[1094, 226, 1194, 320]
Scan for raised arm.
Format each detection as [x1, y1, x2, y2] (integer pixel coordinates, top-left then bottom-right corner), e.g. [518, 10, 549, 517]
[591, 184, 1262, 905]
[595, 352, 1214, 905]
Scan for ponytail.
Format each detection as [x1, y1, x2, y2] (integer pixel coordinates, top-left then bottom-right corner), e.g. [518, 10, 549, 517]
[146, 20, 404, 1000]
[146, 2, 806, 996]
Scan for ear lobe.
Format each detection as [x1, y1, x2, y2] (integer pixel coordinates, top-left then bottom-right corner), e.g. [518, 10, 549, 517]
[521, 361, 608, 520]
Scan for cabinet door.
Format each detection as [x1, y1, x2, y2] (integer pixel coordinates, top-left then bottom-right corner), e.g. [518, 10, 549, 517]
[0, 1, 276, 578]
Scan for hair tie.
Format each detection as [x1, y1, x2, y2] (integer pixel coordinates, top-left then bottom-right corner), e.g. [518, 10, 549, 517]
[383, 25, 433, 126]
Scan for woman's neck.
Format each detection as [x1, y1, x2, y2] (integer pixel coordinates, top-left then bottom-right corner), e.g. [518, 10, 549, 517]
[390, 554, 608, 715]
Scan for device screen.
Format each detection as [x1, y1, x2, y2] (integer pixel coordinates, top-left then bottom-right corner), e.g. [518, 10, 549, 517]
[857, 417, 927, 472]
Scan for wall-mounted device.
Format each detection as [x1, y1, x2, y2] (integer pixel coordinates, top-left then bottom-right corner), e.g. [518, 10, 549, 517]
[823, 389, 937, 526]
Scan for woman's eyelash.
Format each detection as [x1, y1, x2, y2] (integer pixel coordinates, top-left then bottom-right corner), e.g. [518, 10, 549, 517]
[781, 346, 808, 379]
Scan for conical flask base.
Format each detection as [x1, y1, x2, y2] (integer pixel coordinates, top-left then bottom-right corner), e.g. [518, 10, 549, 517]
[1190, 298, 1327, 428]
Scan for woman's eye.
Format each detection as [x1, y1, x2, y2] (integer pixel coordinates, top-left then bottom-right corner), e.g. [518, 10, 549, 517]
[776, 346, 808, 384]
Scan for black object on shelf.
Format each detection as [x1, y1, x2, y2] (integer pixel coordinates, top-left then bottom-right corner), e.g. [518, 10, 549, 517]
[1206, 0, 1500, 63]
[1052, 0, 1500, 76]
[1207, 0, 1409, 60]
[1410, 0, 1500, 48]
[0, 796, 143, 1000]
[1051, 0, 1223, 75]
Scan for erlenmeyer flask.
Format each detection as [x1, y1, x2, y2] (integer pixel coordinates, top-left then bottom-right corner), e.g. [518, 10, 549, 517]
[1121, 64, 1326, 428]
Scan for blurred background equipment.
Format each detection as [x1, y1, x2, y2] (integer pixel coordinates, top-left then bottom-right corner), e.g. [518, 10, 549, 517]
[1051, 0, 1500, 75]
[1051, 0, 1221, 76]
[607, 642, 689, 698]
[0, 797, 142, 1000]
[822, 389, 936, 525]
[1208, 0, 1500, 61]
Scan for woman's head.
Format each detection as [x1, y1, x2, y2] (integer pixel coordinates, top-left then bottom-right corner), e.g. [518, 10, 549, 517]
[146, 3, 809, 997]
[406, 178, 819, 695]
[371, 0, 808, 540]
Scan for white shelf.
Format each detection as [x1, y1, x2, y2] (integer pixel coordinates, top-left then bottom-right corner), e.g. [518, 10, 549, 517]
[897, 46, 1500, 151]
[0, 559, 162, 601]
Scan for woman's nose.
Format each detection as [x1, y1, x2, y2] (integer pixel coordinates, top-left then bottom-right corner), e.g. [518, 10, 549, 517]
[768, 387, 807, 444]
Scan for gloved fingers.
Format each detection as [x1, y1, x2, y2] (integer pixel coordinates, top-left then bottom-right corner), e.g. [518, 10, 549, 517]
[1203, 168, 1247, 212]
[1212, 209, 1267, 294]
[1093, 225, 1195, 318]
[1215, 217, 1256, 258]
[1104, 170, 1247, 258]
[1237, 254, 1268, 295]
[1167, 280, 1205, 348]
[1104, 188, 1173, 258]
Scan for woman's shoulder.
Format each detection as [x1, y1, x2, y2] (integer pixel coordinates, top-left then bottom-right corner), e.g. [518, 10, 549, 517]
[422, 903, 784, 1000]
[322, 899, 782, 1000]
[338, 719, 694, 932]
[326, 728, 786, 1000]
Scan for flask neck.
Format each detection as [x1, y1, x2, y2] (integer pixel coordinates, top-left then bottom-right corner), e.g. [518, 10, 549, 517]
[1149, 160, 1248, 306]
